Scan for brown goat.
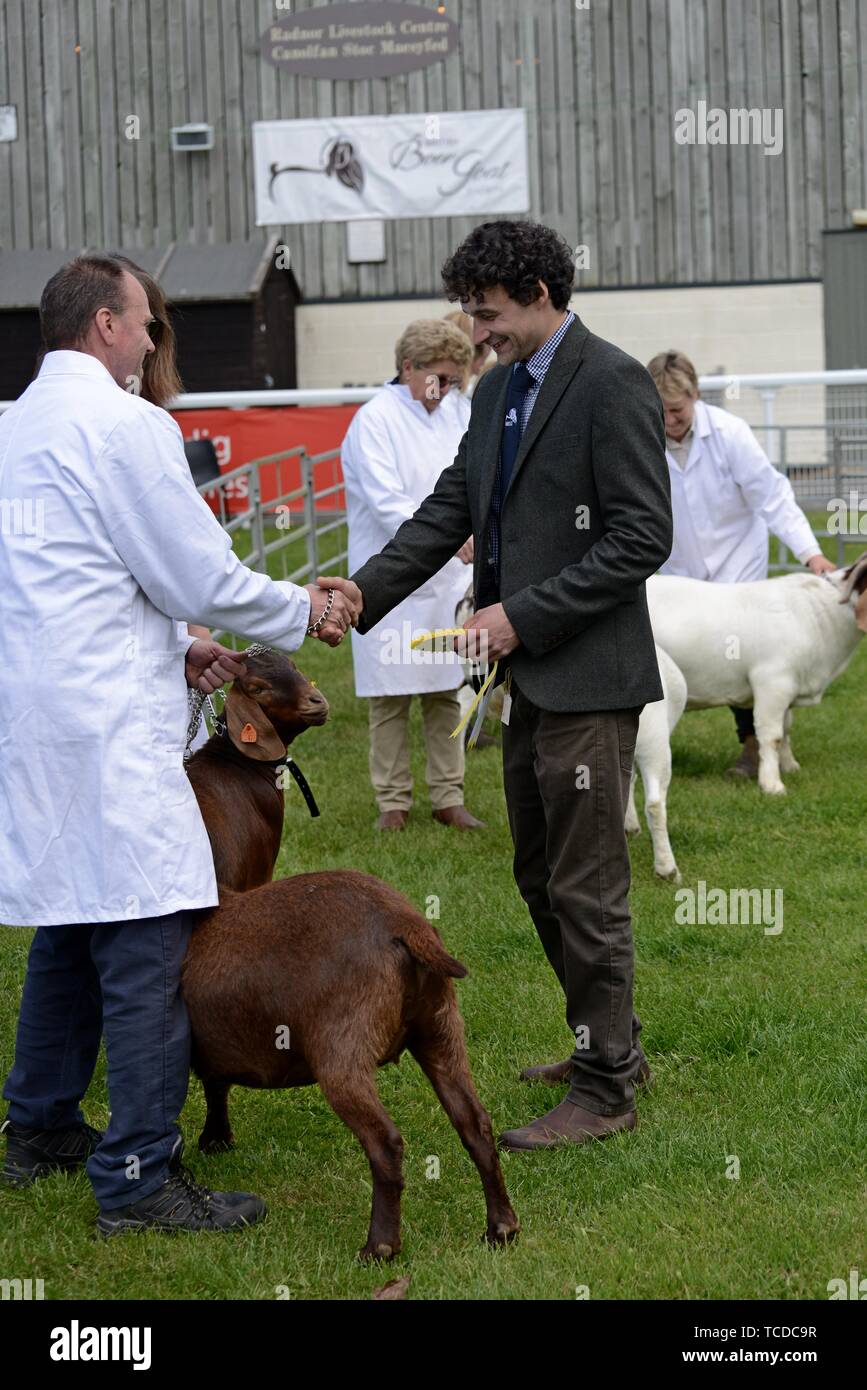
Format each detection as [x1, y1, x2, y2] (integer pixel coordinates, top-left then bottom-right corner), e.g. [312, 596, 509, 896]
[185, 649, 328, 890]
[183, 649, 518, 1260]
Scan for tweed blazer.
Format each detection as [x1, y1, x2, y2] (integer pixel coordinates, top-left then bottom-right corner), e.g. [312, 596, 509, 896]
[351, 316, 673, 711]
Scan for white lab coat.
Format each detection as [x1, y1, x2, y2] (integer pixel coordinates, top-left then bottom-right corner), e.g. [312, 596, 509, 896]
[0, 351, 311, 927]
[660, 399, 820, 583]
[342, 382, 472, 697]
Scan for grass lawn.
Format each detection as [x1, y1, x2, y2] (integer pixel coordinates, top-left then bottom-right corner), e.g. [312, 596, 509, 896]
[1, 525, 864, 1300]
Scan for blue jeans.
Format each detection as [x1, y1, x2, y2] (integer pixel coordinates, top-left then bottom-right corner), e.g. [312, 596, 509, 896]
[3, 910, 195, 1208]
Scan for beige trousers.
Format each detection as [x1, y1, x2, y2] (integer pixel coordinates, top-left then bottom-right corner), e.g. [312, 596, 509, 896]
[367, 691, 465, 813]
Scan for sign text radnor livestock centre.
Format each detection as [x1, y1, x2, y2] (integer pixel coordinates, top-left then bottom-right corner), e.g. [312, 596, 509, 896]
[262, 2, 460, 80]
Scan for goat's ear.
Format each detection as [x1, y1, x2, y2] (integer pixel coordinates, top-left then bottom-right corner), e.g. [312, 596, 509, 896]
[855, 588, 867, 634]
[838, 550, 867, 603]
[225, 686, 286, 761]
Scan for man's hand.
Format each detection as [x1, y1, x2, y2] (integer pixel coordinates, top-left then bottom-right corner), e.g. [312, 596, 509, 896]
[185, 639, 248, 693]
[302, 576, 364, 645]
[456, 535, 474, 564]
[303, 578, 362, 643]
[458, 603, 521, 661]
[806, 553, 836, 576]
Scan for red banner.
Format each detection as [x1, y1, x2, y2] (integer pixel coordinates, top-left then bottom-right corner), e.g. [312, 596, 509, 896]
[172, 405, 360, 514]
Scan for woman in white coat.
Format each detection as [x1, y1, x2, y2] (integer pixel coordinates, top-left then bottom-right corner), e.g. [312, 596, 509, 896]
[647, 350, 835, 776]
[342, 320, 482, 830]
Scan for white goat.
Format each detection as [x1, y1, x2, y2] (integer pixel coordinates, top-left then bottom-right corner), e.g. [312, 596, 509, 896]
[625, 646, 688, 882]
[646, 553, 867, 796]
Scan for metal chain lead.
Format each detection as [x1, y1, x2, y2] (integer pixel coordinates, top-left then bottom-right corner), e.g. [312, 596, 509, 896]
[183, 644, 273, 762]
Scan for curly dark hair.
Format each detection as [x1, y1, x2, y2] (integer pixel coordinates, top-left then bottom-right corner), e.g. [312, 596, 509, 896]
[441, 220, 576, 311]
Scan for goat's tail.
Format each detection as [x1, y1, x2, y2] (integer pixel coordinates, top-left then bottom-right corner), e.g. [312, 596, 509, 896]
[396, 915, 468, 979]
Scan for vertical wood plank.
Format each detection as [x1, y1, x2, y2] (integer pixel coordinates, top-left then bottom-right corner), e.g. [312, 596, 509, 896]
[42, 0, 68, 247]
[553, 0, 578, 251]
[649, 0, 674, 283]
[575, 0, 598, 286]
[686, 0, 713, 282]
[838, 0, 863, 220]
[630, 0, 656, 284]
[221, 0, 245, 242]
[800, 0, 825, 277]
[202, 0, 228, 242]
[0, 0, 12, 248]
[184, 0, 208, 241]
[148, 0, 175, 247]
[113, 0, 138, 248]
[744, 0, 769, 280]
[819, 0, 843, 228]
[128, 0, 153, 247]
[705, 0, 732, 280]
[763, 0, 789, 280]
[780, 0, 806, 278]
[78, 0, 103, 246]
[23, 0, 48, 244]
[725, 0, 750, 279]
[95, 0, 119, 247]
[668, 0, 693, 282]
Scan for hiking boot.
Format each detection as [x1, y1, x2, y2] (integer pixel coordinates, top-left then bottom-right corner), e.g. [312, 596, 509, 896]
[1, 1116, 104, 1187]
[96, 1151, 266, 1237]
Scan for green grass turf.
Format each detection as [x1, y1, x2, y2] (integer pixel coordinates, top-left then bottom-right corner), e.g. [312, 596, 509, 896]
[0, 524, 864, 1299]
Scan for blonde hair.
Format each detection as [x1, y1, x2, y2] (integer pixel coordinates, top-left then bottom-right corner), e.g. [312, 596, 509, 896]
[394, 319, 472, 376]
[647, 350, 700, 403]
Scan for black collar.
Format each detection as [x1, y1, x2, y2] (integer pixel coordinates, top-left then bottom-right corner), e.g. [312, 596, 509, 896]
[211, 716, 320, 817]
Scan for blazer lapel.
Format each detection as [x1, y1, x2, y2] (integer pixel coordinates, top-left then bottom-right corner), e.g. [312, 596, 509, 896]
[504, 316, 589, 501]
[477, 364, 512, 525]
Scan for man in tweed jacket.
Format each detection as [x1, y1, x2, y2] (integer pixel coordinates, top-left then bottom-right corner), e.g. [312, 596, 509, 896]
[329, 221, 673, 1149]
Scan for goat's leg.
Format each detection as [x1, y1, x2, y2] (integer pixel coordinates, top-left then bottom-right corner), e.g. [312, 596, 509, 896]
[624, 767, 641, 836]
[316, 1068, 405, 1262]
[779, 708, 800, 773]
[198, 1078, 235, 1153]
[752, 686, 793, 795]
[643, 750, 680, 883]
[409, 996, 519, 1248]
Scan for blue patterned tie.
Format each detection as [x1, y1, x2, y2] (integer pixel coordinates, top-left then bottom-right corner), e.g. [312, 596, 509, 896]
[499, 360, 534, 501]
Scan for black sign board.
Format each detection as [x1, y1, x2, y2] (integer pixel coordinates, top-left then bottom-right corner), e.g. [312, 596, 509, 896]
[263, 1, 459, 79]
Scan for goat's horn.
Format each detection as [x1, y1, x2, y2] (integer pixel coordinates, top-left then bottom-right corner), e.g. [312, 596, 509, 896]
[837, 550, 867, 603]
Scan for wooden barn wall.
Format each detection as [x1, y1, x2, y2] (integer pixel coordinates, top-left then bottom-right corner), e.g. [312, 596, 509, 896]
[0, 0, 865, 297]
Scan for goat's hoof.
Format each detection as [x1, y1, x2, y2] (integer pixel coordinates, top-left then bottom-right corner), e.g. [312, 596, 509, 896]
[625, 823, 641, 837]
[484, 1220, 520, 1247]
[655, 865, 681, 884]
[760, 782, 787, 796]
[198, 1133, 235, 1153]
[780, 759, 801, 773]
[359, 1240, 398, 1263]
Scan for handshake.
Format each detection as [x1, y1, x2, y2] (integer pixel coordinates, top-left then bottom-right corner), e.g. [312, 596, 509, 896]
[303, 575, 364, 648]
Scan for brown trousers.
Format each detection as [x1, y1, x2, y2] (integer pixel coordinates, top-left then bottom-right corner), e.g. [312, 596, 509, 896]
[502, 680, 646, 1114]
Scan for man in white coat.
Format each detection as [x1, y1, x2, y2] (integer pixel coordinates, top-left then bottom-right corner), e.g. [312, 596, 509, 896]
[0, 254, 358, 1233]
[647, 350, 835, 776]
[342, 319, 483, 830]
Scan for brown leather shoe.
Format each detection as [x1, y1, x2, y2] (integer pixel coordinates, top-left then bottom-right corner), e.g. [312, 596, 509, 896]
[376, 810, 409, 831]
[726, 734, 759, 779]
[432, 806, 486, 829]
[499, 1099, 636, 1151]
[519, 1057, 655, 1090]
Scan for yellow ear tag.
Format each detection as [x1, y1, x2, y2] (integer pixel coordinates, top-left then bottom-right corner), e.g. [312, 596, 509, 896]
[241, 723, 258, 743]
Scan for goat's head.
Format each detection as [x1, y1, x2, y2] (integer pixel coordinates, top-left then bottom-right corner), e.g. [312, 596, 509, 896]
[836, 551, 867, 633]
[224, 647, 329, 761]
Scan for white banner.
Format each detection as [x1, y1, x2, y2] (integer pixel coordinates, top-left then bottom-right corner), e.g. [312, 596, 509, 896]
[253, 109, 529, 225]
